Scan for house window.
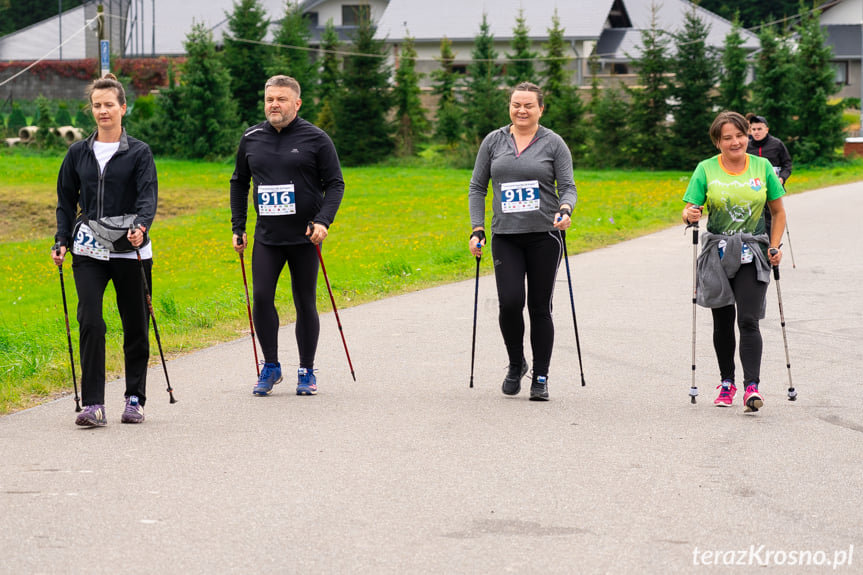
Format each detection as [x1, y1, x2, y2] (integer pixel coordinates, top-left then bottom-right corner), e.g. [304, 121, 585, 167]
[306, 12, 319, 27]
[833, 61, 848, 85]
[342, 5, 363, 26]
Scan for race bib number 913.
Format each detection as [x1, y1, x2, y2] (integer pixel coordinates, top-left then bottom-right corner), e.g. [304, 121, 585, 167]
[258, 184, 296, 216]
[501, 180, 540, 213]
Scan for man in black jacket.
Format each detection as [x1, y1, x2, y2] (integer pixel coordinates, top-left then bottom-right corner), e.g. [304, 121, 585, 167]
[230, 75, 345, 397]
[746, 114, 792, 236]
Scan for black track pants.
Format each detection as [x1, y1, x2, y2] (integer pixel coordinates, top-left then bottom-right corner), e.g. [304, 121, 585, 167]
[72, 256, 151, 406]
[491, 231, 563, 376]
[251, 241, 319, 369]
[710, 262, 768, 385]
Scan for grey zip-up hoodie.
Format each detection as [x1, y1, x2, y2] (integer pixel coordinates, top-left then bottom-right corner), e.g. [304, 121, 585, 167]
[697, 230, 771, 317]
[469, 125, 577, 234]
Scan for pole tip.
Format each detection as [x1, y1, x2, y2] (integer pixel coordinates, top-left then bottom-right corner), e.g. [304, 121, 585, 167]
[351, 372, 357, 382]
[787, 387, 797, 401]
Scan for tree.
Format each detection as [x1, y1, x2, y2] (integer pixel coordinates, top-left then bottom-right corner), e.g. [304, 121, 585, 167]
[698, 0, 799, 29]
[331, 6, 393, 165]
[223, 0, 270, 127]
[269, 0, 319, 123]
[541, 11, 586, 163]
[392, 35, 429, 157]
[315, 19, 342, 136]
[155, 23, 240, 159]
[464, 14, 508, 146]
[506, 8, 537, 86]
[34, 96, 64, 150]
[789, 6, 845, 164]
[669, 5, 718, 168]
[430, 36, 462, 146]
[625, 5, 672, 168]
[718, 14, 749, 114]
[587, 86, 631, 169]
[750, 24, 794, 142]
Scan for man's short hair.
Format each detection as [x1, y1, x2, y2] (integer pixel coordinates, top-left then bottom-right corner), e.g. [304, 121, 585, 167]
[265, 75, 301, 98]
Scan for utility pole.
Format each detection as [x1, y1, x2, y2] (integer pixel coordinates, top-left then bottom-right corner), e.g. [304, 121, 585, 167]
[58, 0, 62, 60]
[98, 5, 110, 77]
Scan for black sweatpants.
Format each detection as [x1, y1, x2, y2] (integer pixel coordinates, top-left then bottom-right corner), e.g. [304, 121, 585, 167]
[491, 231, 563, 376]
[710, 262, 768, 385]
[72, 255, 151, 406]
[251, 241, 319, 369]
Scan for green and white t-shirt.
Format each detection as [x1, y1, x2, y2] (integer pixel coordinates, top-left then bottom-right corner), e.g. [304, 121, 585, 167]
[683, 154, 785, 236]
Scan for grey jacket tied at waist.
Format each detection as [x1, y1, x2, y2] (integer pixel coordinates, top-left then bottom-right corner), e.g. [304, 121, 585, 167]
[696, 230, 771, 317]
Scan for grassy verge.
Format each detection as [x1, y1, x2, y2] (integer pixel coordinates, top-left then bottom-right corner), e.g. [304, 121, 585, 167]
[1, 155, 861, 414]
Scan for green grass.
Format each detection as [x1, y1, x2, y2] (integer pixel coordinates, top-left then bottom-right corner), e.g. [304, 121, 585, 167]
[1, 153, 861, 414]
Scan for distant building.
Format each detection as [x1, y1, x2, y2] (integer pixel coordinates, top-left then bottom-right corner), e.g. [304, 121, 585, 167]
[820, 0, 863, 100]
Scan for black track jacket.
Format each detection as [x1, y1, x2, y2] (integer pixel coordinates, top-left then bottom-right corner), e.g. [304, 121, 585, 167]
[747, 134, 792, 183]
[55, 129, 158, 248]
[230, 117, 345, 246]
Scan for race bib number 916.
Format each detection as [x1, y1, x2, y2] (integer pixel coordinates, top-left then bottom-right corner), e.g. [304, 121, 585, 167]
[258, 184, 296, 216]
[501, 180, 540, 213]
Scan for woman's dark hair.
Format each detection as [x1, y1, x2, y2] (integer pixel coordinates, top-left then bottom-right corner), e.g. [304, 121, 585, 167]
[709, 111, 749, 146]
[86, 73, 126, 106]
[510, 82, 544, 109]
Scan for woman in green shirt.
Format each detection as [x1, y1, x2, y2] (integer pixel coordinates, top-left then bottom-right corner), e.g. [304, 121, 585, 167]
[681, 111, 786, 413]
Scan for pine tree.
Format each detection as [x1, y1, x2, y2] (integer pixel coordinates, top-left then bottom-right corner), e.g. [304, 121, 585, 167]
[750, 24, 794, 142]
[669, 5, 719, 168]
[464, 14, 507, 146]
[173, 23, 241, 159]
[430, 36, 462, 146]
[223, 0, 270, 127]
[506, 9, 537, 86]
[625, 5, 672, 168]
[587, 86, 630, 168]
[34, 96, 63, 150]
[789, 6, 845, 164]
[393, 35, 429, 157]
[331, 6, 393, 165]
[316, 19, 342, 136]
[718, 14, 749, 114]
[269, 1, 319, 123]
[541, 11, 585, 163]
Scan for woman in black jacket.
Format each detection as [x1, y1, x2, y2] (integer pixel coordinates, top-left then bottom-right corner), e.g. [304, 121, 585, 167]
[52, 74, 158, 427]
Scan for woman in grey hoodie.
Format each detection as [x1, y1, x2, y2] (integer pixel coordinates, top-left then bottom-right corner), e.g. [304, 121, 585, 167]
[468, 82, 577, 401]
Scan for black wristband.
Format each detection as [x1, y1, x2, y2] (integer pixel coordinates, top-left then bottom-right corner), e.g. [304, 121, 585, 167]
[558, 206, 572, 218]
[470, 230, 486, 244]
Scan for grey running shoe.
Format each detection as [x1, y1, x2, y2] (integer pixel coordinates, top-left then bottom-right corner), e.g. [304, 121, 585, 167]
[75, 404, 107, 427]
[529, 375, 549, 401]
[502, 357, 528, 396]
[121, 396, 145, 424]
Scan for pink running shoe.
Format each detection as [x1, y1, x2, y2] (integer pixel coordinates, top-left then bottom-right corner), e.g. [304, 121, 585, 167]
[743, 384, 763, 413]
[714, 381, 736, 406]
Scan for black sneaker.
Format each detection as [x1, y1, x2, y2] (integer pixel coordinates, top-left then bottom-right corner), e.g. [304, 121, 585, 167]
[529, 375, 549, 401]
[502, 357, 528, 395]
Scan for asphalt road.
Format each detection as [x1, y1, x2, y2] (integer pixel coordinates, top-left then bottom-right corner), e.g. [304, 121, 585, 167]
[1, 182, 861, 574]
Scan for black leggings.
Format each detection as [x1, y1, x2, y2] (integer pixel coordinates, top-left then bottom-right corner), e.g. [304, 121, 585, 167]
[252, 241, 319, 368]
[491, 231, 563, 376]
[72, 255, 151, 406]
[710, 262, 768, 385]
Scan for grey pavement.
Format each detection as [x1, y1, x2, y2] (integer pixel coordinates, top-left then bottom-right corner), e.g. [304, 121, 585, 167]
[1, 182, 862, 574]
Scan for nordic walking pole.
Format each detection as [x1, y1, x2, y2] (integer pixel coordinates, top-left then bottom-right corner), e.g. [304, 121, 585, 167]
[239, 251, 260, 377]
[54, 245, 81, 412]
[688, 215, 700, 404]
[784, 220, 797, 269]
[559, 229, 586, 386]
[469, 252, 481, 389]
[770, 248, 796, 401]
[309, 224, 355, 381]
[132, 227, 176, 403]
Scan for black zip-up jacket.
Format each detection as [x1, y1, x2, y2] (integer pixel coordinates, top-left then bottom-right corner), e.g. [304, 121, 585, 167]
[230, 117, 345, 246]
[55, 129, 158, 248]
[747, 134, 792, 183]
